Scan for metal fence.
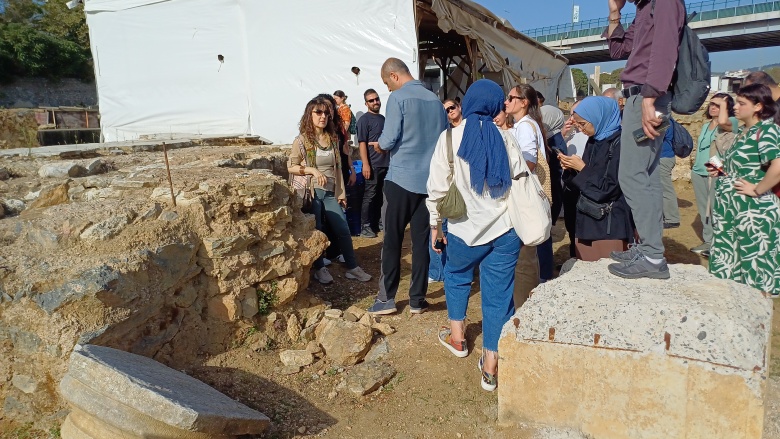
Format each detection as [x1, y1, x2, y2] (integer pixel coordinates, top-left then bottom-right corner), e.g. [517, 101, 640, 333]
[523, 0, 779, 42]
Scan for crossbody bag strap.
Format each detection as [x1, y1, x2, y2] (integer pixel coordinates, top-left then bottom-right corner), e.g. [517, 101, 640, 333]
[519, 120, 544, 171]
[446, 127, 453, 172]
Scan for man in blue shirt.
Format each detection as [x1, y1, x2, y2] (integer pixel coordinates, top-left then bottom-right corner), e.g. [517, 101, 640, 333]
[367, 58, 448, 315]
[658, 125, 680, 228]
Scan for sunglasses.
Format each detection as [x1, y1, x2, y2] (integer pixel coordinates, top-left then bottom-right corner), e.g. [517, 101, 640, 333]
[506, 95, 523, 102]
[366, 97, 380, 103]
[445, 105, 457, 113]
[312, 109, 331, 117]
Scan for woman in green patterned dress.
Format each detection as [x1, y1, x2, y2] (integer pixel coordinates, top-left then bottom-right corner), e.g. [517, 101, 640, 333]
[708, 84, 780, 296]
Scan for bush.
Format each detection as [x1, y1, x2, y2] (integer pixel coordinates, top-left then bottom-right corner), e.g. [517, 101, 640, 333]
[0, 23, 92, 81]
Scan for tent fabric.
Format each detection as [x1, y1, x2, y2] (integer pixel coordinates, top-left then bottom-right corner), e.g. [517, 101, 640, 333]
[430, 0, 571, 102]
[84, 0, 570, 144]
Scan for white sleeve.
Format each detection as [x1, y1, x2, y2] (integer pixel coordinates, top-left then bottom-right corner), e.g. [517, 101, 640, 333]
[514, 123, 540, 164]
[426, 130, 451, 226]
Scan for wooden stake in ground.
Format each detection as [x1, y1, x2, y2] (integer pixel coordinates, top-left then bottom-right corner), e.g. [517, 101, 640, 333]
[162, 142, 176, 207]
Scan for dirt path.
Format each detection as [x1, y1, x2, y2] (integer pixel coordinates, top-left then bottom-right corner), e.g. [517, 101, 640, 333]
[188, 182, 779, 439]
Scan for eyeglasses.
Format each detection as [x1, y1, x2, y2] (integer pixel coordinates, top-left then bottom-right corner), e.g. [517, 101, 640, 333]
[445, 105, 457, 113]
[312, 109, 331, 117]
[506, 95, 523, 102]
[572, 118, 590, 130]
[366, 97, 380, 103]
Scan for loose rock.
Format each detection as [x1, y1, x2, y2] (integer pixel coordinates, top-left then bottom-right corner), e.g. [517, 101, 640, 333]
[279, 350, 314, 367]
[28, 183, 70, 209]
[85, 158, 110, 175]
[324, 309, 343, 319]
[318, 319, 373, 366]
[38, 162, 87, 178]
[2, 199, 25, 214]
[336, 361, 396, 396]
[0, 167, 10, 180]
[365, 339, 391, 362]
[11, 374, 38, 394]
[80, 214, 131, 241]
[371, 322, 395, 336]
[345, 305, 365, 321]
[287, 314, 301, 342]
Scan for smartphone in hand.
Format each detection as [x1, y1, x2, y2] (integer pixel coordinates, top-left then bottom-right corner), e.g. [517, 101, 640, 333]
[633, 114, 670, 143]
[434, 238, 446, 251]
[552, 147, 567, 156]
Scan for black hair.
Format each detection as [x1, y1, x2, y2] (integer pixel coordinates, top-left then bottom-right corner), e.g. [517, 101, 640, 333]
[535, 90, 546, 104]
[363, 89, 378, 101]
[736, 83, 780, 124]
[705, 93, 735, 119]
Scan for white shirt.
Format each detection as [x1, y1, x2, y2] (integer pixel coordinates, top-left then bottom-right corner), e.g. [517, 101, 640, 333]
[426, 120, 517, 247]
[510, 115, 547, 164]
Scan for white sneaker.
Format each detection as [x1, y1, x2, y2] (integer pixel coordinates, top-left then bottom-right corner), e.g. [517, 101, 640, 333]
[345, 266, 371, 282]
[322, 258, 332, 266]
[336, 254, 345, 263]
[313, 267, 333, 284]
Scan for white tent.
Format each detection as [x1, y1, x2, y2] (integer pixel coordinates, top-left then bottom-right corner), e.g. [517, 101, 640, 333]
[83, 0, 572, 144]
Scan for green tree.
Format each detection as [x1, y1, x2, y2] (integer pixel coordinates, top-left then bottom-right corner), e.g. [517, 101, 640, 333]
[765, 67, 780, 84]
[0, 0, 92, 82]
[572, 68, 588, 97]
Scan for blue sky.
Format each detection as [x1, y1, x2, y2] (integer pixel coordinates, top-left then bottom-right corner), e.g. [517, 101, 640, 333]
[473, 0, 780, 74]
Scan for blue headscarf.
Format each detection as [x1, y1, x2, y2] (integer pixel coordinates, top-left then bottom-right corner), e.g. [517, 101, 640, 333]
[457, 79, 511, 198]
[573, 96, 622, 141]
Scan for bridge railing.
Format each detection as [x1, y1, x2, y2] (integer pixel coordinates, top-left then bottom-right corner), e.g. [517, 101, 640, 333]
[523, 0, 780, 43]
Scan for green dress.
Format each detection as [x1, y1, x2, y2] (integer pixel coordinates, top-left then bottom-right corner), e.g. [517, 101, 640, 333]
[710, 119, 780, 295]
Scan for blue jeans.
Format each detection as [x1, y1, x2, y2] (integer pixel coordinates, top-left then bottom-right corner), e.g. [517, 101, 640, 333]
[312, 189, 357, 270]
[428, 220, 448, 281]
[444, 229, 521, 352]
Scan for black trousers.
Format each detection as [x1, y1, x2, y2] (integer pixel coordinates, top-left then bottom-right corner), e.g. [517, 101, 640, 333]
[360, 166, 387, 231]
[562, 186, 579, 258]
[376, 181, 430, 307]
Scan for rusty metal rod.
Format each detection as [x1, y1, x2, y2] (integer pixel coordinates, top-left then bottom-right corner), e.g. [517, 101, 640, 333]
[162, 142, 176, 207]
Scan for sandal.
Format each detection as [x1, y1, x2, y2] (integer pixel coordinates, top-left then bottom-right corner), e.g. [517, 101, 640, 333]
[438, 326, 468, 358]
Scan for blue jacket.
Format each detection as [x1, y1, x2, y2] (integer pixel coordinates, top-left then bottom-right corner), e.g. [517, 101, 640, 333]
[378, 80, 448, 194]
[661, 124, 675, 158]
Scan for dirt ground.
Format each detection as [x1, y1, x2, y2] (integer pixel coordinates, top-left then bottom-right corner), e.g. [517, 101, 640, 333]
[188, 181, 780, 439]
[2, 181, 778, 439]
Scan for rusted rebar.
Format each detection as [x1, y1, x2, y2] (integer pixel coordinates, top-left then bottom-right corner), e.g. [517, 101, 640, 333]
[162, 142, 176, 207]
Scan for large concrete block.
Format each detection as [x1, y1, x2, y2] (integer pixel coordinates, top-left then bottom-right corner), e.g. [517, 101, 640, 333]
[59, 344, 269, 439]
[498, 260, 772, 439]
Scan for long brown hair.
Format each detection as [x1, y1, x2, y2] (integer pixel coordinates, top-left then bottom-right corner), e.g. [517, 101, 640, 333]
[298, 97, 338, 144]
[512, 84, 549, 151]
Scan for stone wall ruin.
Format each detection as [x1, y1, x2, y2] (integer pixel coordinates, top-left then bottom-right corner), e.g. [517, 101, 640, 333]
[0, 143, 327, 427]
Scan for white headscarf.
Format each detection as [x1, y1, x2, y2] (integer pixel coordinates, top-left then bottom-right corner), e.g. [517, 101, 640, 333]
[540, 105, 565, 139]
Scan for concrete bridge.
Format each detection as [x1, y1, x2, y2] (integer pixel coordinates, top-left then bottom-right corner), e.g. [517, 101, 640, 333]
[522, 0, 780, 65]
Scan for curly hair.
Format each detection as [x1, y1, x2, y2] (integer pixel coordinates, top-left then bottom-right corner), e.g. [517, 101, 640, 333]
[736, 83, 780, 124]
[706, 93, 735, 119]
[298, 97, 338, 144]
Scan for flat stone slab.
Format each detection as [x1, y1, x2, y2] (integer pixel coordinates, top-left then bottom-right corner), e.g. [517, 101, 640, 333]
[499, 260, 773, 439]
[59, 344, 269, 438]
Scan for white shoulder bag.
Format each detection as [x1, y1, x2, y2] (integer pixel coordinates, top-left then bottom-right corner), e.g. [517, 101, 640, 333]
[502, 130, 551, 246]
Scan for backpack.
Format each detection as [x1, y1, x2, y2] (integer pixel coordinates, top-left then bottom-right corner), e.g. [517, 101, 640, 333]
[652, 0, 711, 115]
[348, 111, 357, 135]
[670, 118, 693, 158]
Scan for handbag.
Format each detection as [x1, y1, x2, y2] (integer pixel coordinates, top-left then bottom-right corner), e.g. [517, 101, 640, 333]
[575, 136, 617, 234]
[436, 127, 467, 219]
[751, 127, 780, 198]
[504, 131, 552, 246]
[288, 137, 316, 213]
[518, 120, 553, 205]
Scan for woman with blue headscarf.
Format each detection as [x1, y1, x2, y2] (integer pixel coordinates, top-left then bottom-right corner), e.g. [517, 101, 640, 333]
[426, 79, 521, 392]
[559, 96, 634, 261]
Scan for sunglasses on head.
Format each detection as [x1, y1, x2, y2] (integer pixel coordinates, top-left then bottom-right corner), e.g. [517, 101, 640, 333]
[312, 109, 331, 116]
[445, 105, 457, 113]
[366, 97, 380, 103]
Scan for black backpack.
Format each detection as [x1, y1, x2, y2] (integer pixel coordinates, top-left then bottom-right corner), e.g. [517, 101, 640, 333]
[652, 0, 711, 115]
[670, 118, 693, 158]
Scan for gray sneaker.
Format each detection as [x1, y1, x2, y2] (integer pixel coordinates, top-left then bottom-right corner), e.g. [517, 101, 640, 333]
[608, 255, 670, 280]
[360, 225, 377, 238]
[610, 245, 641, 263]
[690, 243, 710, 255]
[367, 299, 397, 315]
